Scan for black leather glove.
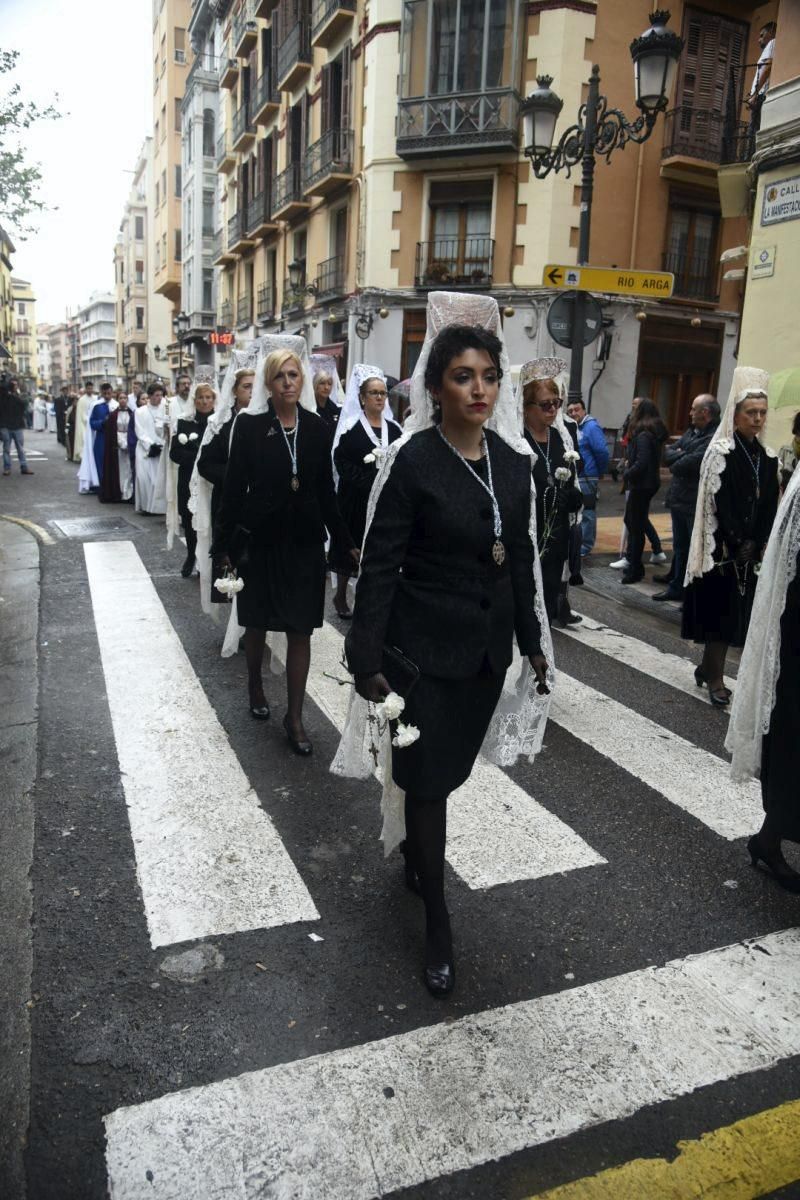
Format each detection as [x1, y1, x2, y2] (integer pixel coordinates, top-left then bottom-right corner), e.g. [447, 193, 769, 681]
[147, 443, 163, 458]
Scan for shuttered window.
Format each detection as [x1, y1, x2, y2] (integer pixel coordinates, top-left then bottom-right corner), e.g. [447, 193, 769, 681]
[677, 8, 748, 116]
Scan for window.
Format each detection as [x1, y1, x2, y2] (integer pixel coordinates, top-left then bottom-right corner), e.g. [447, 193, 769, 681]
[668, 8, 748, 160]
[185, 121, 193, 163]
[17, 301, 25, 316]
[155, 118, 160, 145]
[161, 105, 167, 140]
[135, 260, 144, 284]
[174, 97, 182, 131]
[155, 179, 160, 207]
[174, 26, 186, 63]
[293, 229, 307, 281]
[175, 165, 182, 197]
[202, 268, 213, 312]
[400, 0, 516, 99]
[160, 34, 166, 72]
[185, 195, 193, 240]
[162, 233, 167, 265]
[202, 108, 215, 157]
[175, 229, 182, 262]
[155, 239, 161, 270]
[424, 179, 493, 283]
[202, 189, 215, 234]
[136, 306, 145, 330]
[135, 216, 144, 240]
[664, 200, 720, 301]
[161, 169, 167, 202]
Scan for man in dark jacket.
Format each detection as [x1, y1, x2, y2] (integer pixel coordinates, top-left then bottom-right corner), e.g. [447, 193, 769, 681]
[0, 375, 34, 475]
[653, 393, 720, 601]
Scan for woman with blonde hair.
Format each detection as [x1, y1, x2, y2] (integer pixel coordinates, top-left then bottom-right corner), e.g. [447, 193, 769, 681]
[213, 344, 357, 750]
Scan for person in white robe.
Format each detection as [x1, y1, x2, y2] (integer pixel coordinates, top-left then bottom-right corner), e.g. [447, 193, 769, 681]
[73, 383, 95, 464]
[134, 383, 168, 514]
[77, 382, 103, 493]
[32, 394, 48, 431]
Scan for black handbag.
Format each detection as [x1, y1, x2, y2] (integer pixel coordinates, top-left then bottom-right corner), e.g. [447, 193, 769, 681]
[381, 644, 420, 700]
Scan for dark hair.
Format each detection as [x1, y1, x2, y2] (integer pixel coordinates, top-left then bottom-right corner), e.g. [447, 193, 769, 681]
[147, 382, 165, 397]
[84, 379, 94, 387]
[629, 397, 668, 443]
[358, 375, 384, 400]
[424, 325, 503, 393]
[761, 20, 776, 34]
[792, 411, 800, 437]
[567, 397, 586, 412]
[696, 396, 721, 422]
[100, 382, 112, 392]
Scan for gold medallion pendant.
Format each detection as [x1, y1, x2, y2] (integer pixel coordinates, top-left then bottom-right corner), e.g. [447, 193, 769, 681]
[291, 477, 300, 492]
[492, 539, 506, 566]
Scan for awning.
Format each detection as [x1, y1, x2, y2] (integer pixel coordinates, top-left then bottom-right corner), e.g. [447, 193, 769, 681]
[0, 343, 11, 360]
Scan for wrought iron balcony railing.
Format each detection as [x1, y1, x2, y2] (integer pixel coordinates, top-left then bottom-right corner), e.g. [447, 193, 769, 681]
[276, 21, 312, 90]
[233, 2, 258, 56]
[218, 300, 233, 327]
[303, 127, 353, 194]
[414, 237, 494, 289]
[252, 68, 280, 123]
[246, 189, 274, 234]
[257, 282, 276, 323]
[186, 52, 219, 92]
[236, 293, 253, 327]
[662, 106, 726, 164]
[282, 275, 305, 313]
[232, 102, 254, 147]
[311, 0, 356, 47]
[397, 89, 520, 157]
[662, 249, 718, 302]
[315, 254, 345, 301]
[272, 162, 308, 217]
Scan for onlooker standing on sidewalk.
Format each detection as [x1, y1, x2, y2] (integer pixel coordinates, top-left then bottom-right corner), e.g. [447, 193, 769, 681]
[621, 399, 667, 584]
[565, 397, 609, 558]
[54, 384, 69, 446]
[777, 411, 799, 490]
[0, 375, 34, 476]
[652, 393, 720, 602]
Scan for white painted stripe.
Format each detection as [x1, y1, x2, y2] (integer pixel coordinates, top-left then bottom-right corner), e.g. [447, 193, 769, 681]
[305, 620, 605, 889]
[84, 541, 318, 947]
[104, 927, 800, 1200]
[557, 613, 735, 697]
[550, 674, 760, 840]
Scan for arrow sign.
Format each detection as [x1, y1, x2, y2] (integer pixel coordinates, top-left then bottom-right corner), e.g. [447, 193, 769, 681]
[542, 264, 674, 299]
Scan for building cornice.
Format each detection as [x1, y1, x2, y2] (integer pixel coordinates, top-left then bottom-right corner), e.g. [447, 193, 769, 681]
[526, 1, 597, 14]
[352, 21, 401, 60]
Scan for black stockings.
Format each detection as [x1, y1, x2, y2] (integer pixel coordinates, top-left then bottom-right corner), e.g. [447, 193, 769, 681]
[244, 628, 267, 704]
[405, 792, 452, 962]
[285, 633, 311, 736]
[701, 641, 728, 691]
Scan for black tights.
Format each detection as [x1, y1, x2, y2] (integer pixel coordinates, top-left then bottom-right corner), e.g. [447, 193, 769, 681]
[405, 791, 452, 962]
[243, 627, 311, 733]
[179, 505, 197, 561]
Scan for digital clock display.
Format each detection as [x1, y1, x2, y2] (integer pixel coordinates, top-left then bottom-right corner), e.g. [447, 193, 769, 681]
[209, 331, 235, 346]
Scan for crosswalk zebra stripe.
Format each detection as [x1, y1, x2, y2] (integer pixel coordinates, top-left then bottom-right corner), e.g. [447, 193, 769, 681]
[84, 541, 319, 948]
[550, 674, 760, 840]
[308, 620, 606, 888]
[556, 613, 736, 698]
[103, 927, 800, 1200]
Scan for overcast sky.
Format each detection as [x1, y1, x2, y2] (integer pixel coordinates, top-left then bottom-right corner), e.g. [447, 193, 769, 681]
[4, 0, 152, 324]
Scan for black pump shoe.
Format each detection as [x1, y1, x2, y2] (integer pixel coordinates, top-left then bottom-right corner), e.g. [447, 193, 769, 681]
[424, 961, 455, 997]
[180, 554, 196, 578]
[283, 714, 312, 756]
[249, 692, 270, 720]
[747, 836, 800, 894]
[709, 688, 730, 708]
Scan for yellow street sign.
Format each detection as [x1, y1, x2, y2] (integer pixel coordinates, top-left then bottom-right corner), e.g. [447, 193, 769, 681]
[542, 264, 674, 298]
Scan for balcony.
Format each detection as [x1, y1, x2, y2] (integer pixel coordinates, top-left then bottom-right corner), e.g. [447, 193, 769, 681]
[397, 88, 520, 159]
[228, 210, 256, 254]
[276, 22, 312, 93]
[311, 0, 355, 49]
[187, 310, 216, 335]
[662, 249, 718, 303]
[255, 0, 278, 15]
[662, 101, 753, 185]
[257, 282, 276, 324]
[218, 300, 234, 328]
[186, 52, 219, 92]
[271, 162, 310, 221]
[216, 130, 236, 172]
[247, 190, 278, 237]
[414, 237, 494, 289]
[282, 276, 305, 315]
[233, 3, 258, 58]
[315, 254, 345, 301]
[303, 128, 353, 197]
[236, 293, 253, 328]
[232, 103, 256, 151]
[252, 69, 280, 125]
[218, 55, 239, 90]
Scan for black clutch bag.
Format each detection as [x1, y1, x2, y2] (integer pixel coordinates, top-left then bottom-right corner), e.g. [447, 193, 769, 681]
[381, 644, 420, 699]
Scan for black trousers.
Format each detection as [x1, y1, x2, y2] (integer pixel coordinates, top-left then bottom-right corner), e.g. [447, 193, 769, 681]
[624, 488, 659, 573]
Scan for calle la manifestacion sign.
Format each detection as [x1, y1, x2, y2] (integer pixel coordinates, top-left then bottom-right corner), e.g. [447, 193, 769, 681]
[761, 175, 800, 226]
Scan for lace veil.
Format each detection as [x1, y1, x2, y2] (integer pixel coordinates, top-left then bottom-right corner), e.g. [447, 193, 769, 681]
[330, 291, 555, 854]
[188, 349, 259, 617]
[685, 366, 775, 584]
[310, 353, 346, 407]
[515, 357, 582, 497]
[166, 364, 217, 552]
[330, 363, 396, 461]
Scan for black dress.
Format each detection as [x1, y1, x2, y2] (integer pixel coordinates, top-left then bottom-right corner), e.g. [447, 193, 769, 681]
[316, 398, 341, 434]
[345, 428, 542, 799]
[331, 420, 403, 575]
[198, 414, 236, 604]
[169, 414, 209, 523]
[524, 425, 580, 621]
[213, 406, 354, 634]
[760, 549, 800, 839]
[682, 438, 779, 646]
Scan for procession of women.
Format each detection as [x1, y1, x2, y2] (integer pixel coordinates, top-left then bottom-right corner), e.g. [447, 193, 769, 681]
[68, 291, 800, 996]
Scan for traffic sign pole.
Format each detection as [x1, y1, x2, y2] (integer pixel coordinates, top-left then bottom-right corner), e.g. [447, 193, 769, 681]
[568, 68, 598, 408]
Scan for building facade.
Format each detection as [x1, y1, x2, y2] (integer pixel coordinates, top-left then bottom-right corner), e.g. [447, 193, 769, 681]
[0, 225, 15, 364]
[208, 0, 780, 432]
[11, 278, 38, 395]
[180, 0, 222, 365]
[152, 0, 192, 331]
[48, 320, 74, 391]
[77, 293, 117, 383]
[36, 322, 53, 391]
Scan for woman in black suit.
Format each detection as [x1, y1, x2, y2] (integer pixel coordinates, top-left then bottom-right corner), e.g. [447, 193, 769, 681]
[213, 349, 357, 751]
[169, 378, 215, 577]
[344, 322, 549, 996]
[621, 398, 668, 584]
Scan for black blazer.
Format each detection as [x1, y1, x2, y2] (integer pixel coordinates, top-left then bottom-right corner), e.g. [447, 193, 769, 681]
[623, 429, 663, 492]
[212, 406, 354, 556]
[345, 427, 542, 680]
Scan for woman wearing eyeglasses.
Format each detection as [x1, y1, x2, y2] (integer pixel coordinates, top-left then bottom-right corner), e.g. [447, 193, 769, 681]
[329, 365, 402, 619]
[520, 359, 583, 623]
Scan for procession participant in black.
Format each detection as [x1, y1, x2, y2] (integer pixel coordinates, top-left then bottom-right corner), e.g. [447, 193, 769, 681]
[683, 367, 779, 706]
[54, 383, 69, 446]
[329, 364, 402, 619]
[169, 367, 217, 577]
[213, 345, 357, 747]
[99, 391, 136, 503]
[332, 293, 553, 997]
[190, 350, 257, 617]
[310, 354, 344, 433]
[517, 357, 583, 625]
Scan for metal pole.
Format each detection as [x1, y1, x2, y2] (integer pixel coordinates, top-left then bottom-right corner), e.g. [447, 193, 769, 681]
[568, 65, 600, 407]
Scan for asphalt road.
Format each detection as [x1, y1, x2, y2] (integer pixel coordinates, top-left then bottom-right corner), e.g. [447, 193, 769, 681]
[2, 430, 799, 1200]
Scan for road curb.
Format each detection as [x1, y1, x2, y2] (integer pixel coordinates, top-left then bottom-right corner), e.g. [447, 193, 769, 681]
[0, 516, 39, 1199]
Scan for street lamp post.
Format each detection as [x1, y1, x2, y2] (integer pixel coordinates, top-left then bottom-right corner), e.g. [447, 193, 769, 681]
[520, 10, 683, 405]
[172, 310, 190, 375]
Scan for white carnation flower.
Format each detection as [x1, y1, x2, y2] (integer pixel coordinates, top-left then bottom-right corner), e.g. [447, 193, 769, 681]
[564, 449, 580, 462]
[363, 452, 376, 464]
[555, 466, 571, 482]
[229, 576, 244, 593]
[392, 722, 420, 749]
[376, 691, 405, 721]
[188, 432, 199, 442]
[178, 433, 189, 445]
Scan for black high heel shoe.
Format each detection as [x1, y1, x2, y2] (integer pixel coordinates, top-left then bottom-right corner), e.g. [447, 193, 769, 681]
[424, 909, 455, 998]
[747, 835, 800, 893]
[180, 554, 196, 578]
[399, 841, 422, 897]
[283, 714, 312, 756]
[695, 665, 731, 704]
[248, 689, 270, 720]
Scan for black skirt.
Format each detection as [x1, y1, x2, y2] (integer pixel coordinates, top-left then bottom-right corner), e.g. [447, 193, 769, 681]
[390, 664, 506, 799]
[760, 565, 800, 840]
[682, 562, 757, 647]
[236, 535, 326, 635]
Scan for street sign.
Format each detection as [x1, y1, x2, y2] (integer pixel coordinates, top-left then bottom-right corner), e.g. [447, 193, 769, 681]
[546, 290, 603, 350]
[751, 244, 776, 279]
[543, 263, 674, 298]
